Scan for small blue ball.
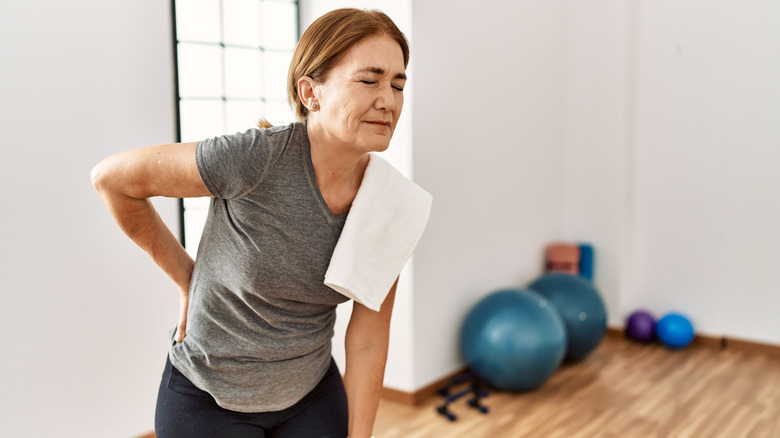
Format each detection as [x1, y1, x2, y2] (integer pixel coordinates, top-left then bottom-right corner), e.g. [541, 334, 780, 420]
[656, 313, 695, 349]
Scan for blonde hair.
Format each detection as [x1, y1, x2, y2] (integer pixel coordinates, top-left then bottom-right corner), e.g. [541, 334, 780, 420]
[287, 8, 409, 121]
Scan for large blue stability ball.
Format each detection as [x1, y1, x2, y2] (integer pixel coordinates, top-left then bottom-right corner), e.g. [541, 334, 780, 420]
[528, 273, 607, 362]
[460, 288, 567, 391]
[656, 313, 695, 349]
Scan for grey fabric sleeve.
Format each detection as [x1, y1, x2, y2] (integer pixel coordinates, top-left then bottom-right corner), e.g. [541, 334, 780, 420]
[196, 128, 276, 199]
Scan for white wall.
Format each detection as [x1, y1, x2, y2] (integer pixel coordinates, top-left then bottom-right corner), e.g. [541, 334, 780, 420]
[559, 0, 780, 345]
[411, 0, 780, 390]
[0, 1, 179, 437]
[411, 0, 568, 388]
[560, 0, 634, 327]
[627, 0, 780, 343]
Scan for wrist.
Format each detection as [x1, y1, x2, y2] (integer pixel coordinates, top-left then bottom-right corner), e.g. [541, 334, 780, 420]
[174, 258, 195, 293]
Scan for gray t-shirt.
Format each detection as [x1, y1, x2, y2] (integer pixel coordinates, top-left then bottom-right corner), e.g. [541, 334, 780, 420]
[169, 122, 350, 412]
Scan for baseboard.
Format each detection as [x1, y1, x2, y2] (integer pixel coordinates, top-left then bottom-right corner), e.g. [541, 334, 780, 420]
[382, 366, 469, 406]
[693, 333, 726, 349]
[610, 325, 728, 349]
[381, 386, 417, 405]
[608, 325, 780, 356]
[724, 337, 780, 359]
[605, 326, 624, 339]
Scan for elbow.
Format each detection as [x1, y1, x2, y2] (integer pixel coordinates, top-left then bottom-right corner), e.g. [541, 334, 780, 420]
[90, 163, 102, 189]
[90, 159, 111, 193]
[90, 152, 151, 201]
[90, 155, 125, 197]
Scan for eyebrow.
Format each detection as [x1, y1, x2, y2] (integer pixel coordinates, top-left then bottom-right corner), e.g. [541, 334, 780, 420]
[355, 67, 407, 81]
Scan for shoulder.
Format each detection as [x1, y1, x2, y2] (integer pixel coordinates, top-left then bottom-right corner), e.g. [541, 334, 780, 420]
[200, 122, 303, 155]
[260, 122, 307, 146]
[263, 122, 299, 135]
[195, 123, 304, 199]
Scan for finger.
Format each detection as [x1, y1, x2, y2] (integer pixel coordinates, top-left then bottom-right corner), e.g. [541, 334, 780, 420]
[176, 296, 189, 343]
[175, 324, 186, 343]
[175, 310, 188, 342]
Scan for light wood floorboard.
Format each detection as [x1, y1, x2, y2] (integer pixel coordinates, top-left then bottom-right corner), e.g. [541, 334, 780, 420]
[373, 336, 780, 437]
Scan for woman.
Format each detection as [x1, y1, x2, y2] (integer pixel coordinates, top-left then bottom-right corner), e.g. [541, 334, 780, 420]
[91, 9, 415, 438]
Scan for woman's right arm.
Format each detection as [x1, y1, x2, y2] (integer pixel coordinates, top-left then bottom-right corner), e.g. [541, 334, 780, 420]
[90, 142, 212, 341]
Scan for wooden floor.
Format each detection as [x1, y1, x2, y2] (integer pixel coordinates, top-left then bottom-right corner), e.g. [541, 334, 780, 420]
[373, 336, 780, 438]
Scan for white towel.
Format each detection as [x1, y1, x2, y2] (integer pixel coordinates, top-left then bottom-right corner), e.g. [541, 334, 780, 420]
[324, 153, 433, 311]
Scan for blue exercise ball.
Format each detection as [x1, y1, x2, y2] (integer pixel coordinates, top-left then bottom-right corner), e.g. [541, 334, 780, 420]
[460, 288, 567, 391]
[528, 273, 607, 362]
[656, 313, 694, 349]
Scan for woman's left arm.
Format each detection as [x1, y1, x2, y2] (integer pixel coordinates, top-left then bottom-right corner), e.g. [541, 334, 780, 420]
[344, 277, 398, 438]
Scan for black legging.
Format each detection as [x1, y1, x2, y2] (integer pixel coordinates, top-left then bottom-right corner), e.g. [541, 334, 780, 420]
[155, 355, 348, 438]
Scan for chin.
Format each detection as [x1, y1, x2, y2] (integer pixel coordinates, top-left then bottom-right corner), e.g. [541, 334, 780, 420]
[356, 136, 392, 153]
[371, 142, 391, 153]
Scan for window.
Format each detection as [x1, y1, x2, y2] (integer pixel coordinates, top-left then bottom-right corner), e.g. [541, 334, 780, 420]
[172, 0, 299, 256]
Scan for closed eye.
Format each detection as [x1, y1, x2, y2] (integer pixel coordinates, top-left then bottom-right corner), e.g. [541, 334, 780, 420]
[360, 79, 404, 91]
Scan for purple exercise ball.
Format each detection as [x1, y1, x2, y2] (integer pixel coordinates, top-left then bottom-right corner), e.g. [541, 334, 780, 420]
[626, 310, 656, 343]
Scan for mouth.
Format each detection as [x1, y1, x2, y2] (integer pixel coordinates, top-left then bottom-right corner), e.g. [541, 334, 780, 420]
[365, 120, 391, 128]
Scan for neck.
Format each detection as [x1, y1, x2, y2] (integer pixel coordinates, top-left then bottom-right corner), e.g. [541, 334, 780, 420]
[307, 121, 370, 192]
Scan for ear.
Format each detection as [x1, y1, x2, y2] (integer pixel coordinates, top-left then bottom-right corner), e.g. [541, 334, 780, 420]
[297, 76, 318, 111]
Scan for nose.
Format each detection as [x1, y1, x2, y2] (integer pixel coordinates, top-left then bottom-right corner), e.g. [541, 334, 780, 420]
[375, 83, 396, 112]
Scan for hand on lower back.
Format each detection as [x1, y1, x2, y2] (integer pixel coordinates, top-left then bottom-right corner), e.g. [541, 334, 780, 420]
[175, 288, 189, 342]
